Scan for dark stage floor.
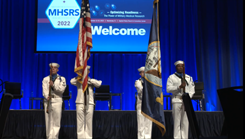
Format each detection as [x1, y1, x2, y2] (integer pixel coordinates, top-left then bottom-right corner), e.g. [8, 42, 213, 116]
[2, 110, 225, 139]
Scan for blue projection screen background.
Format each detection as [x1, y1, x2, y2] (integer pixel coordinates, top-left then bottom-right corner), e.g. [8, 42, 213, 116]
[36, 0, 153, 52]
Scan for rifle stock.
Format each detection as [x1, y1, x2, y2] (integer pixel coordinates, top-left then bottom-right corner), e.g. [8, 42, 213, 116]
[46, 65, 53, 113]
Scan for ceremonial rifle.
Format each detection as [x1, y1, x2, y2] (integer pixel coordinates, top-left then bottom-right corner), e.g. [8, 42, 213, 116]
[46, 64, 53, 113]
[182, 63, 185, 93]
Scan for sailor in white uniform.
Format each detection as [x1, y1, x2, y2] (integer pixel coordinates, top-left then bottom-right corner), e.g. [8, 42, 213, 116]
[70, 65, 102, 139]
[135, 66, 153, 139]
[42, 62, 66, 139]
[166, 60, 195, 139]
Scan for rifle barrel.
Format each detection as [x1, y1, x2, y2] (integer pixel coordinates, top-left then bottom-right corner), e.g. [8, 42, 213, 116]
[183, 64, 185, 93]
[46, 65, 53, 113]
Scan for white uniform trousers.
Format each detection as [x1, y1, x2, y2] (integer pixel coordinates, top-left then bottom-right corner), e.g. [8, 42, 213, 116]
[43, 98, 63, 139]
[137, 110, 152, 139]
[172, 103, 189, 139]
[76, 104, 94, 139]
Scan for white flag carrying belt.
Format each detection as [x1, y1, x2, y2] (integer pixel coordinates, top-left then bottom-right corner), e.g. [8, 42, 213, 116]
[85, 77, 91, 110]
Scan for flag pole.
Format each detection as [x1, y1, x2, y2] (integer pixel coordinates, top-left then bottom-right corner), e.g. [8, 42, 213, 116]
[154, 0, 162, 94]
[156, 0, 160, 41]
[157, 0, 161, 78]
[153, 0, 161, 74]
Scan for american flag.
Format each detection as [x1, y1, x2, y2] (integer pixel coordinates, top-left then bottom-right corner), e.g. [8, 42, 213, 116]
[74, 0, 92, 92]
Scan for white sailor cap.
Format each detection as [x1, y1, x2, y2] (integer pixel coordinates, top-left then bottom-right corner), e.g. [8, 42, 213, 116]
[87, 65, 91, 69]
[49, 63, 60, 68]
[174, 60, 184, 66]
[138, 66, 145, 72]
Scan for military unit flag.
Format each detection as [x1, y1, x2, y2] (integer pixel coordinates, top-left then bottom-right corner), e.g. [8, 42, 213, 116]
[141, 0, 166, 136]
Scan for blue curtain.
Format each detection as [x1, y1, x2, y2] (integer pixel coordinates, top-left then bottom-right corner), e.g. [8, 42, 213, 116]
[195, 0, 243, 111]
[0, 0, 243, 111]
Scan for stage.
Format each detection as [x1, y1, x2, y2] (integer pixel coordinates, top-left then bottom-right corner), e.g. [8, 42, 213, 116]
[2, 110, 225, 139]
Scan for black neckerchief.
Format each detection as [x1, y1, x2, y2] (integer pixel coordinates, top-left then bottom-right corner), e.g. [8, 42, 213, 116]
[174, 73, 189, 86]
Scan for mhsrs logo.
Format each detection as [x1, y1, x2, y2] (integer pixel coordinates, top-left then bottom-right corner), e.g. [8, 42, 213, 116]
[46, 0, 80, 29]
[92, 26, 146, 36]
[47, 9, 79, 16]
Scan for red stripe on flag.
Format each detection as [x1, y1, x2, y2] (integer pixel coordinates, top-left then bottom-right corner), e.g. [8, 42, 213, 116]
[86, 37, 92, 43]
[82, 76, 88, 90]
[76, 46, 81, 67]
[86, 27, 92, 33]
[85, 17, 91, 22]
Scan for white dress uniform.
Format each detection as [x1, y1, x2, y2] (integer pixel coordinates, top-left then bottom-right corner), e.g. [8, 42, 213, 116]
[166, 72, 195, 139]
[70, 77, 102, 139]
[42, 74, 66, 139]
[135, 77, 152, 139]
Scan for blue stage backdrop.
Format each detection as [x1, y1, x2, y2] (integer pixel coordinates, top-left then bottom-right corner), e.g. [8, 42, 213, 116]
[0, 0, 243, 111]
